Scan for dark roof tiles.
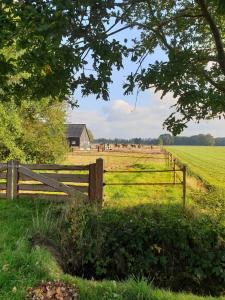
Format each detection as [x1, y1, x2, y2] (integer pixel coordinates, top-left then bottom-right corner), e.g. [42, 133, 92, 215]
[66, 124, 86, 138]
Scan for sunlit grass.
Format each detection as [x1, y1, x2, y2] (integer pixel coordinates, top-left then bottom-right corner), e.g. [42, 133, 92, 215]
[66, 151, 188, 209]
[167, 146, 225, 190]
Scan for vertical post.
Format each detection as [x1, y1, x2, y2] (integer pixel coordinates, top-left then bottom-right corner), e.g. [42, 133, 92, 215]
[6, 160, 13, 200]
[173, 159, 176, 184]
[95, 158, 104, 206]
[89, 163, 96, 202]
[13, 160, 19, 199]
[182, 165, 187, 209]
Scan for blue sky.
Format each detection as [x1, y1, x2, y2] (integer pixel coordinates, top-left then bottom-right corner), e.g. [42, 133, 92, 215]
[67, 28, 225, 139]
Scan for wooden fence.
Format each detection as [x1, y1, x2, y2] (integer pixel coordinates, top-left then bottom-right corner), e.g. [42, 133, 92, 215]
[0, 159, 103, 205]
[0, 154, 187, 208]
[104, 166, 187, 208]
[162, 149, 187, 208]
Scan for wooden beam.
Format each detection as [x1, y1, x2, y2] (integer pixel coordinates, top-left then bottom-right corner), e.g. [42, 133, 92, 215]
[19, 173, 89, 183]
[18, 166, 88, 201]
[6, 160, 13, 200]
[0, 165, 7, 172]
[0, 183, 6, 190]
[0, 172, 7, 179]
[12, 160, 19, 199]
[20, 164, 89, 170]
[95, 158, 104, 205]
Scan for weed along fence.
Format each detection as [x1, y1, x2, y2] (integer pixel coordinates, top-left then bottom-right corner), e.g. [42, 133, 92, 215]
[0, 159, 103, 204]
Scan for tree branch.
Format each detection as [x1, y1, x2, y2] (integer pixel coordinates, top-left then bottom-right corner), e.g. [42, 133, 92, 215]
[107, 25, 132, 37]
[203, 70, 225, 92]
[196, 0, 225, 76]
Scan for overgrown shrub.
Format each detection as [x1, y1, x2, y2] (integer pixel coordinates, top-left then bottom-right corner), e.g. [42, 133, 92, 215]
[0, 99, 68, 163]
[60, 203, 225, 296]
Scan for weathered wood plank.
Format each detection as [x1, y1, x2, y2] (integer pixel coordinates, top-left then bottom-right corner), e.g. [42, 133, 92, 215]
[19, 184, 88, 193]
[18, 166, 88, 201]
[19, 173, 89, 183]
[0, 183, 6, 190]
[21, 164, 89, 170]
[0, 165, 7, 172]
[0, 172, 7, 179]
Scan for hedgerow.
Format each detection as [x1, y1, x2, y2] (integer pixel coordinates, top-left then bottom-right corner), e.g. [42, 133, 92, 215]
[59, 203, 225, 296]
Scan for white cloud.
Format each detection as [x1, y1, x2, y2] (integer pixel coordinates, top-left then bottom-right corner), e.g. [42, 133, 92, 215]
[67, 92, 225, 138]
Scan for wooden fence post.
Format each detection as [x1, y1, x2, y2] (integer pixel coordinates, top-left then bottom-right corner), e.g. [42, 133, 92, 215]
[89, 163, 96, 202]
[182, 165, 187, 209]
[95, 158, 103, 206]
[88, 159, 104, 206]
[173, 159, 176, 184]
[13, 160, 19, 199]
[7, 160, 13, 200]
[6, 160, 19, 200]
[167, 153, 170, 166]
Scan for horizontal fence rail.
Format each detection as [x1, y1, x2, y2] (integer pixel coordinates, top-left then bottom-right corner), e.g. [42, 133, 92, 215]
[104, 182, 183, 186]
[104, 162, 187, 209]
[104, 169, 183, 173]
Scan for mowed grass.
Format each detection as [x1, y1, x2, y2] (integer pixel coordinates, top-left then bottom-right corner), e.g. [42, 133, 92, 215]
[1, 199, 221, 300]
[66, 151, 187, 208]
[167, 146, 225, 190]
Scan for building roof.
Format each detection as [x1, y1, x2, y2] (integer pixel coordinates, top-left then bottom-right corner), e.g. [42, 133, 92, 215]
[66, 124, 87, 138]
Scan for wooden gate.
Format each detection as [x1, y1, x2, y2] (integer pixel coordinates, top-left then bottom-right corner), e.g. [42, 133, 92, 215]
[0, 159, 103, 204]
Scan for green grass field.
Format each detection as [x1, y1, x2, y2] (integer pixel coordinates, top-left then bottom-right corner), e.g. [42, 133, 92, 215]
[167, 146, 225, 190]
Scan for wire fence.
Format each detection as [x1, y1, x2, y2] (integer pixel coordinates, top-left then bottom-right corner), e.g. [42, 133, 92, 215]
[104, 161, 187, 209]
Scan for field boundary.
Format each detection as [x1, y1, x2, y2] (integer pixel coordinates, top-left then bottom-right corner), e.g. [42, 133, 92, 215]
[104, 164, 187, 208]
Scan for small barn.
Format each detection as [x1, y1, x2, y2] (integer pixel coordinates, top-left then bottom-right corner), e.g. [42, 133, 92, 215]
[66, 124, 91, 150]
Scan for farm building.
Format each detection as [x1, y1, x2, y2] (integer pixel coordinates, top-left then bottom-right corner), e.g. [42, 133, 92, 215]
[66, 124, 91, 150]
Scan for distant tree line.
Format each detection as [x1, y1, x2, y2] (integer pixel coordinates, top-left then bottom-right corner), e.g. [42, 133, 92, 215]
[95, 134, 225, 146]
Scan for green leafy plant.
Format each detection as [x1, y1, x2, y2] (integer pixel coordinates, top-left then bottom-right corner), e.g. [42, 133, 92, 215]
[60, 203, 225, 296]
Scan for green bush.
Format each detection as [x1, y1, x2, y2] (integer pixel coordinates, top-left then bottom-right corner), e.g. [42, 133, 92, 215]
[59, 203, 225, 296]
